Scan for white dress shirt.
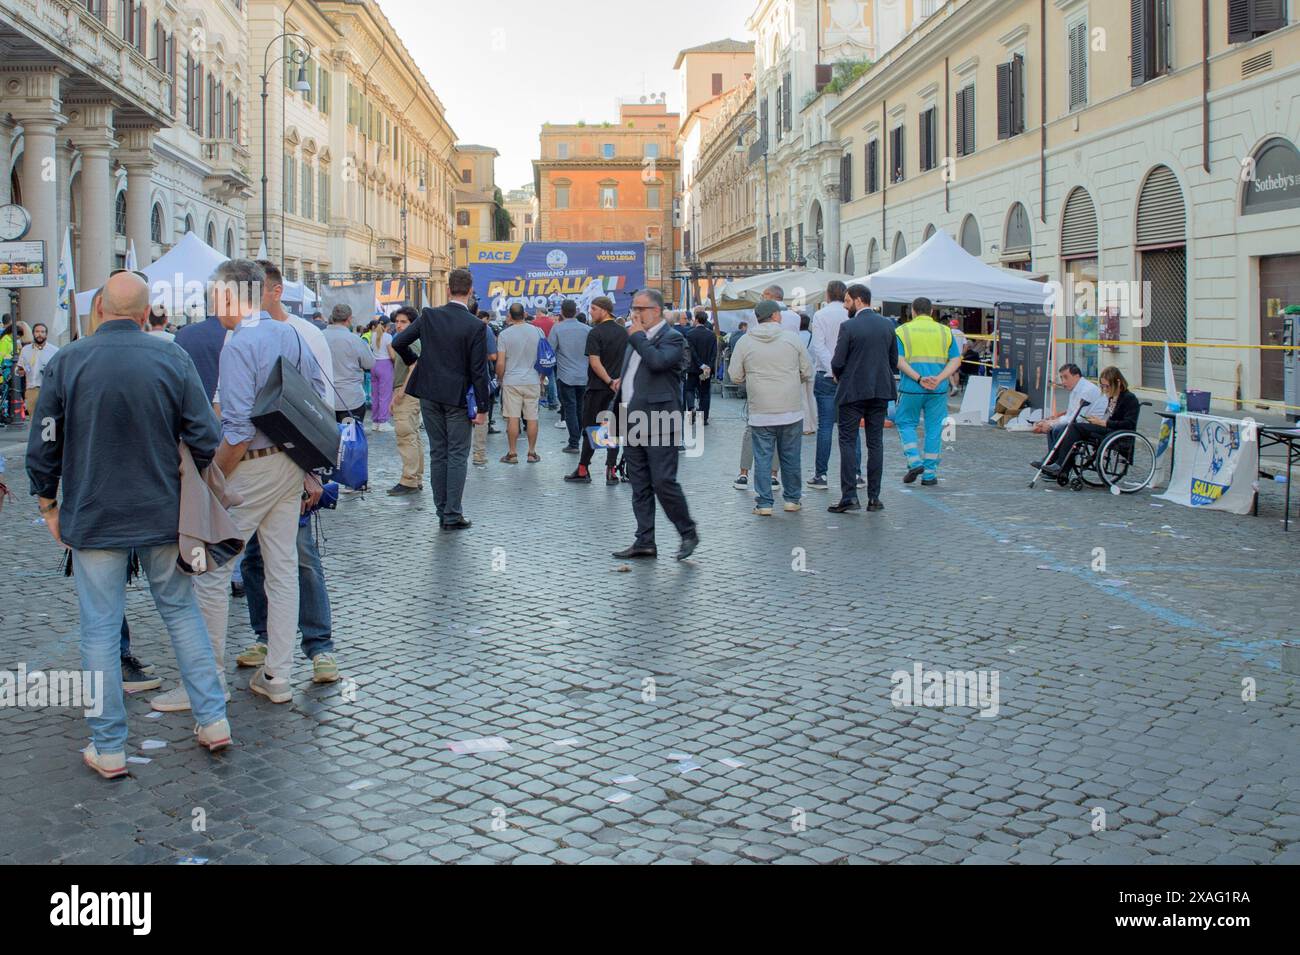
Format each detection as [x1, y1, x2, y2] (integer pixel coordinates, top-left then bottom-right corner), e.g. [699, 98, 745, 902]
[1057, 376, 1108, 426]
[809, 300, 850, 376]
[620, 319, 665, 410]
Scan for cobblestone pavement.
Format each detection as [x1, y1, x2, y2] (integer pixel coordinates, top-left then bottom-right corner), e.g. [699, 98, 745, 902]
[1, 397, 1298, 865]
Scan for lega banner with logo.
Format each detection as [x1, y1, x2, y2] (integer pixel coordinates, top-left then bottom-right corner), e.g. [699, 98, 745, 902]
[1155, 413, 1258, 514]
[468, 242, 644, 318]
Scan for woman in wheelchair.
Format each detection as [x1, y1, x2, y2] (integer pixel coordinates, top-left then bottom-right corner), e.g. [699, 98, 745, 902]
[1039, 367, 1140, 478]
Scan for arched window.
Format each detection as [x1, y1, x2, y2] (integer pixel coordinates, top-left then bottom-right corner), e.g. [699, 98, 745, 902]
[115, 192, 127, 235]
[843, 244, 854, 275]
[206, 220, 217, 247]
[1004, 202, 1032, 263]
[959, 214, 982, 256]
[867, 238, 879, 273]
[1060, 187, 1099, 258]
[184, 214, 195, 235]
[922, 223, 936, 241]
[225, 228, 235, 258]
[892, 232, 907, 263]
[150, 203, 165, 244]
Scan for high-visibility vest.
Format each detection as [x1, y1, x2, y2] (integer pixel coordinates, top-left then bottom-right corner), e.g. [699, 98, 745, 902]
[896, 315, 953, 367]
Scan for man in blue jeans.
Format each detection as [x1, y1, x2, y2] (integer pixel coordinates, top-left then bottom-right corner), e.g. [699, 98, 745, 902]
[234, 523, 338, 682]
[727, 300, 814, 515]
[808, 281, 861, 489]
[26, 270, 230, 778]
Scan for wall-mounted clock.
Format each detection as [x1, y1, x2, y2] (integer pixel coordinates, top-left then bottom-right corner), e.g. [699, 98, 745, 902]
[0, 204, 32, 241]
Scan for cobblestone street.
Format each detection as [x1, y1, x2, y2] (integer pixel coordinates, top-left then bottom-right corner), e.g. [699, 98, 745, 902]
[2, 400, 1298, 865]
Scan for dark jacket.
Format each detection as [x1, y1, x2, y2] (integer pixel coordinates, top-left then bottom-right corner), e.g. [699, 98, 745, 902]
[616, 324, 687, 413]
[391, 300, 490, 410]
[685, 324, 718, 373]
[26, 320, 220, 550]
[1102, 390, 1141, 432]
[831, 309, 899, 405]
[173, 315, 228, 402]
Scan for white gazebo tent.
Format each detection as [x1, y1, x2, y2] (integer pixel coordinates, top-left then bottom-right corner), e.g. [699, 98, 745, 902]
[852, 230, 1053, 310]
[718, 266, 853, 310]
[75, 231, 230, 322]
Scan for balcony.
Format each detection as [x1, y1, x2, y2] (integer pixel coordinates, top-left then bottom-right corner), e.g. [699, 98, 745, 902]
[201, 138, 253, 201]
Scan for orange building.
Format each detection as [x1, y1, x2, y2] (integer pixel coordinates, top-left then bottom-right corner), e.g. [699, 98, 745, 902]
[533, 101, 680, 300]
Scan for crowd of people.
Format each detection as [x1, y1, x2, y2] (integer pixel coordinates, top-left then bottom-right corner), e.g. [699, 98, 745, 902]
[14, 259, 1053, 779]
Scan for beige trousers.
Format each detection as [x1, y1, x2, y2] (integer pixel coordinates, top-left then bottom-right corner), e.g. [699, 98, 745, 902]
[393, 392, 425, 486]
[192, 451, 304, 679]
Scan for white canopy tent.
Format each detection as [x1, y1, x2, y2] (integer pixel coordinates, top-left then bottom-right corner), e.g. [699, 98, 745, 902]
[282, 280, 318, 310]
[75, 231, 229, 320]
[853, 231, 1054, 310]
[717, 266, 852, 309]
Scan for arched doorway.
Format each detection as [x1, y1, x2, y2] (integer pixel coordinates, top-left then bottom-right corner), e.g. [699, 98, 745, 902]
[843, 243, 854, 275]
[1136, 164, 1187, 389]
[1060, 186, 1100, 376]
[892, 232, 907, 263]
[1003, 202, 1032, 269]
[809, 200, 824, 269]
[867, 238, 880, 273]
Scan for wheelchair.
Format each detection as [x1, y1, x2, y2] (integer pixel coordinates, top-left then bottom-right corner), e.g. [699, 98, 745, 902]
[1053, 401, 1157, 494]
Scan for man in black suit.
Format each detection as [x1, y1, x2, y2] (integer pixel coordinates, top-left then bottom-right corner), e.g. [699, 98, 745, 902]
[391, 268, 490, 530]
[610, 289, 700, 561]
[684, 310, 718, 426]
[829, 284, 898, 514]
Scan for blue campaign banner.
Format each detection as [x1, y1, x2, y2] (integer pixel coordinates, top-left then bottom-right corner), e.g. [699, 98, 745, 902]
[467, 241, 645, 318]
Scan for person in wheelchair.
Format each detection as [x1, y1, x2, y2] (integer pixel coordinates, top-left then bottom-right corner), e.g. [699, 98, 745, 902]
[1038, 366, 1140, 478]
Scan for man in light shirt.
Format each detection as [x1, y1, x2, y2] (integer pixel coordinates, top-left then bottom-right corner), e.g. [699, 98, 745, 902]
[1031, 363, 1109, 468]
[16, 321, 57, 414]
[761, 285, 802, 334]
[807, 281, 857, 490]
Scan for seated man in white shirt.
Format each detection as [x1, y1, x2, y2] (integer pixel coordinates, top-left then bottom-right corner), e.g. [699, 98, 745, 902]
[1031, 362, 1109, 469]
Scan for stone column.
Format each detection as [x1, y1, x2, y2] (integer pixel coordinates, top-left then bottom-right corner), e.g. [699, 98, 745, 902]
[0, 114, 15, 317]
[5, 67, 69, 326]
[118, 126, 158, 267]
[65, 103, 117, 290]
[823, 180, 842, 273]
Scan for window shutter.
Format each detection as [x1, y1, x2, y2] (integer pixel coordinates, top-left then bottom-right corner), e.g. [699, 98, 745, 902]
[997, 62, 1011, 139]
[840, 152, 852, 202]
[1131, 0, 1152, 86]
[1069, 23, 1088, 109]
[1135, 165, 1186, 247]
[963, 87, 975, 153]
[760, 98, 769, 147]
[955, 89, 966, 156]
[866, 140, 877, 194]
[1252, 0, 1288, 33]
[783, 72, 792, 130]
[1012, 54, 1025, 134]
[168, 34, 177, 115]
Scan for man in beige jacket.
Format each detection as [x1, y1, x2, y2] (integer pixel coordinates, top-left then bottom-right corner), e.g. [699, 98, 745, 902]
[728, 299, 813, 516]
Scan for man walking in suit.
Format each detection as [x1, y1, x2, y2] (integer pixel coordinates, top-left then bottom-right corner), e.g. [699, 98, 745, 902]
[610, 289, 700, 561]
[391, 268, 490, 530]
[684, 310, 718, 426]
[829, 284, 898, 513]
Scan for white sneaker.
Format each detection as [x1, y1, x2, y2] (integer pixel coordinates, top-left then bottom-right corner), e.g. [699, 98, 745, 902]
[150, 675, 230, 713]
[249, 667, 293, 704]
[378, 422, 393, 432]
[83, 743, 128, 779]
[553, 419, 567, 429]
[195, 718, 232, 751]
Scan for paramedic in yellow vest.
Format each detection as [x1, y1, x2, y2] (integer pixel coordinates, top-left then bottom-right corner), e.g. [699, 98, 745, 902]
[895, 297, 962, 486]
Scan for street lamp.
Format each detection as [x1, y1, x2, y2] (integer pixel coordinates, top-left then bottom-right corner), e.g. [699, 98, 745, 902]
[400, 158, 429, 275]
[259, 32, 314, 256]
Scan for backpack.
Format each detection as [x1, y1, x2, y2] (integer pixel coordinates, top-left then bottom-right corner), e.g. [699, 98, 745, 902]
[534, 329, 557, 375]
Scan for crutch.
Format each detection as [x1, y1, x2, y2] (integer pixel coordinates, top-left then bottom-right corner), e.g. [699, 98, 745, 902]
[1029, 403, 1086, 489]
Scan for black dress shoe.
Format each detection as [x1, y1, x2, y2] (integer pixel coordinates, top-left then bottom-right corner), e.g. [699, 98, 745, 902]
[440, 517, 473, 530]
[867, 499, 884, 511]
[828, 500, 862, 513]
[675, 531, 699, 561]
[1039, 464, 1061, 479]
[1030, 459, 1045, 469]
[612, 544, 657, 559]
[606, 467, 620, 486]
[488, 426, 501, 434]
[387, 483, 420, 496]
[903, 465, 925, 484]
[564, 468, 591, 483]
[230, 580, 245, 598]
[563, 446, 579, 454]
[921, 477, 938, 487]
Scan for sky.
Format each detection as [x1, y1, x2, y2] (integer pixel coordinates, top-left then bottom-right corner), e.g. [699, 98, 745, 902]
[380, 0, 757, 191]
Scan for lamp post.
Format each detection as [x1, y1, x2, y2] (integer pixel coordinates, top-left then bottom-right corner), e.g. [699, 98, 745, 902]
[400, 158, 428, 275]
[260, 32, 313, 256]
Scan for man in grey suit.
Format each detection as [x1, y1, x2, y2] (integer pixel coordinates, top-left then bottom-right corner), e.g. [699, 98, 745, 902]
[829, 284, 898, 513]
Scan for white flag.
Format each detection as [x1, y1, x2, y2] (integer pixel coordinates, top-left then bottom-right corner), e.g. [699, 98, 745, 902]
[1162, 342, 1179, 409]
[55, 227, 76, 341]
[125, 239, 138, 272]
